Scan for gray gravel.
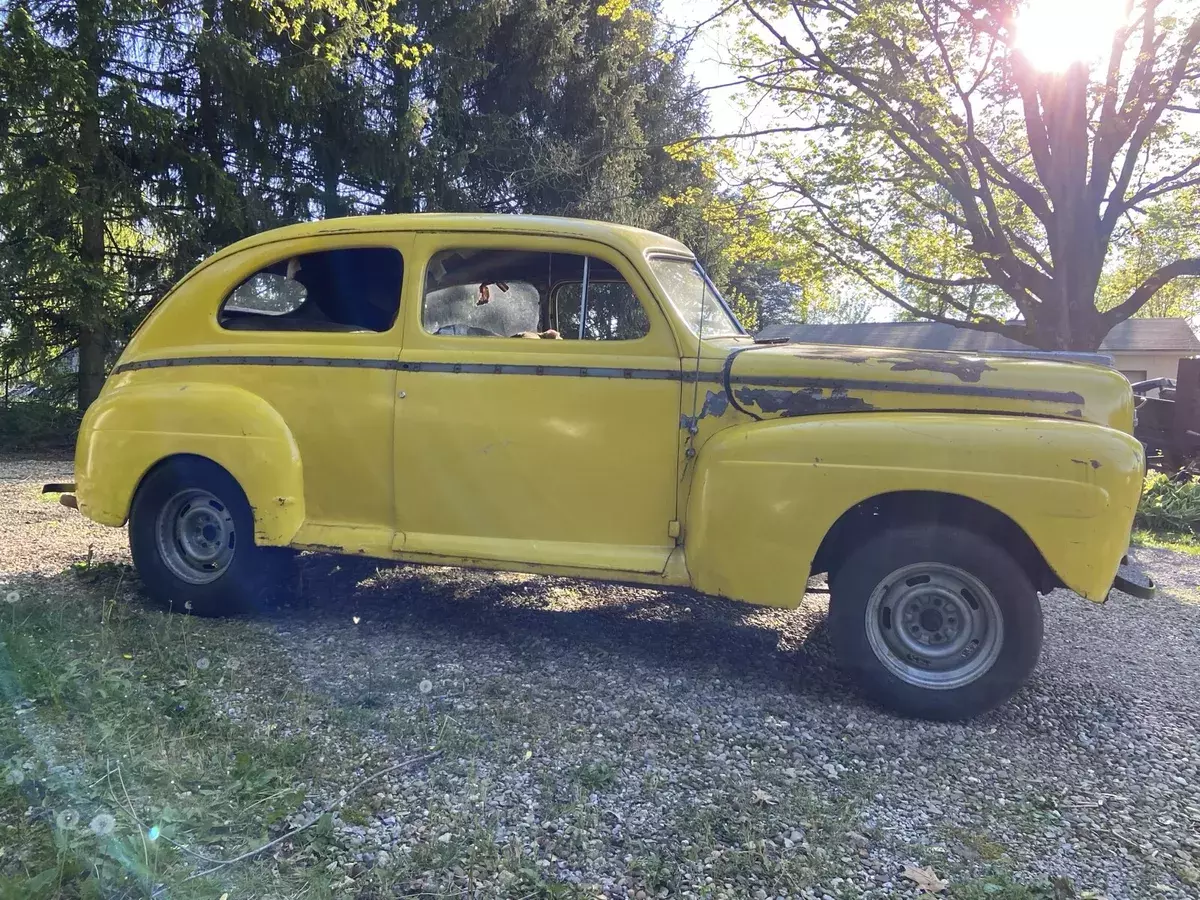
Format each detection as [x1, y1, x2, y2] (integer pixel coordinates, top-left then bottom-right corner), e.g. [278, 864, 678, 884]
[0, 456, 126, 575]
[3, 457, 1199, 898]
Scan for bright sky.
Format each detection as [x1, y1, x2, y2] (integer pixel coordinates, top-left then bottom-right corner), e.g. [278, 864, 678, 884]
[658, 0, 748, 135]
[1012, 0, 1130, 71]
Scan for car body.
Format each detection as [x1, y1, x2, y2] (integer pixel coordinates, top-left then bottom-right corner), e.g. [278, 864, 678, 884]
[61, 213, 1145, 718]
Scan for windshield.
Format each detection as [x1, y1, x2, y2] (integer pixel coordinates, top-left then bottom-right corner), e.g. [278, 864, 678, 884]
[647, 256, 743, 338]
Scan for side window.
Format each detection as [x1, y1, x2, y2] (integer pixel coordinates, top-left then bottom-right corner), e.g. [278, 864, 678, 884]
[220, 247, 403, 333]
[554, 279, 650, 341]
[423, 248, 649, 340]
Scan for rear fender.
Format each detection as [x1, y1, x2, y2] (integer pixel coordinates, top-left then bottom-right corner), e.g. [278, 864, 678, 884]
[75, 382, 305, 544]
[684, 413, 1144, 606]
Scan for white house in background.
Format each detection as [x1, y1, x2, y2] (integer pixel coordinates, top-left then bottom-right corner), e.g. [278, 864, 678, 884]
[756, 317, 1200, 383]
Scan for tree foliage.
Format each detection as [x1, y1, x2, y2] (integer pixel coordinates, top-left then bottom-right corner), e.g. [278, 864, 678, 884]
[0, 0, 724, 408]
[701, 0, 1200, 350]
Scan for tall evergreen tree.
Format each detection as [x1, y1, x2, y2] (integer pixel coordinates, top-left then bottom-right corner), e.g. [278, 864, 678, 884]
[0, 0, 724, 410]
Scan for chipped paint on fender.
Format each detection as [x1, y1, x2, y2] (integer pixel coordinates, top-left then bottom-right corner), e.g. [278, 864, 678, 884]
[733, 385, 874, 417]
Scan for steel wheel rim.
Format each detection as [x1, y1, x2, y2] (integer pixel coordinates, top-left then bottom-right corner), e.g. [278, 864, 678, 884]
[155, 489, 236, 585]
[864, 561, 1004, 690]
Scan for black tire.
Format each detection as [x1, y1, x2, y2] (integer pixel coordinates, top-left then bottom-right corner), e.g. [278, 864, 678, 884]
[129, 456, 291, 616]
[828, 524, 1043, 720]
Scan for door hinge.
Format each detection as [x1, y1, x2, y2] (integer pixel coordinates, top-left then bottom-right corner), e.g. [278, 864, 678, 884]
[667, 519, 681, 539]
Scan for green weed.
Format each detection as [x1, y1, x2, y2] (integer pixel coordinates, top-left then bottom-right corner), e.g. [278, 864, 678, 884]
[1136, 472, 1200, 535]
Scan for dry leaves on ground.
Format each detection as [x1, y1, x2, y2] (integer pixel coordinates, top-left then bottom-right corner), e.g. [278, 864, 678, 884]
[902, 865, 949, 893]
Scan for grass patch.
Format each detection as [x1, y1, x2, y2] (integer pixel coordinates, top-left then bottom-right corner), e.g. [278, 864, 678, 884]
[575, 760, 618, 791]
[943, 826, 1008, 862]
[1131, 527, 1200, 556]
[0, 567, 385, 898]
[948, 872, 1093, 899]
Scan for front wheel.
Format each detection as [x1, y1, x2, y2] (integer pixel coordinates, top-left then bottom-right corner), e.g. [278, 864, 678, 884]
[129, 457, 290, 616]
[828, 525, 1043, 720]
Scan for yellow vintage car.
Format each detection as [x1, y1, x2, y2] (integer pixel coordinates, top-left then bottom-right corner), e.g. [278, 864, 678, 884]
[60, 214, 1144, 719]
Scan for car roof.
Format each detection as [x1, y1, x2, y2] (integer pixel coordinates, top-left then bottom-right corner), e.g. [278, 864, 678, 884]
[205, 214, 693, 266]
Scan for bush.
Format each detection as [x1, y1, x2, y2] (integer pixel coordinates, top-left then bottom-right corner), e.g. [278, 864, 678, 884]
[1135, 471, 1200, 535]
[0, 400, 79, 454]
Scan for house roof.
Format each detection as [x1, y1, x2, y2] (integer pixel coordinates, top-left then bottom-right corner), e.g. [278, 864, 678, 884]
[756, 318, 1200, 353]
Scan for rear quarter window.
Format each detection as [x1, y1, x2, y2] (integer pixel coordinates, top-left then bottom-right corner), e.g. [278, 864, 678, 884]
[219, 247, 404, 333]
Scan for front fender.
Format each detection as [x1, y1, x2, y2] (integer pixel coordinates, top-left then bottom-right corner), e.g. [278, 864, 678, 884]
[75, 381, 305, 545]
[684, 413, 1144, 607]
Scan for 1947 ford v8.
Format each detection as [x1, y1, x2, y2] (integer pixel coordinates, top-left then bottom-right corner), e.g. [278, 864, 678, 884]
[54, 214, 1145, 719]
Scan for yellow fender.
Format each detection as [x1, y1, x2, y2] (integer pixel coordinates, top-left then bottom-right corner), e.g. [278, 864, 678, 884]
[75, 382, 305, 545]
[685, 412, 1145, 606]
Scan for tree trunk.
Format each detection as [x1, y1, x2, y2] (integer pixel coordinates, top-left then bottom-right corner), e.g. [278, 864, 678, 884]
[383, 63, 415, 214]
[76, 0, 107, 411]
[1037, 65, 1107, 353]
[197, 0, 233, 244]
[319, 100, 346, 219]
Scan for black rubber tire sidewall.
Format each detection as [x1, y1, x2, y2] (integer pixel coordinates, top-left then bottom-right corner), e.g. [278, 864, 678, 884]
[129, 458, 283, 616]
[828, 524, 1043, 721]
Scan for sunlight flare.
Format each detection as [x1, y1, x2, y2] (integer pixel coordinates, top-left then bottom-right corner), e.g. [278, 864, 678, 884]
[1013, 0, 1129, 71]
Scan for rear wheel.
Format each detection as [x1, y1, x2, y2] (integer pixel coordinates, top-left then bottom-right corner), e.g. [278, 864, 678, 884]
[828, 525, 1042, 720]
[129, 457, 290, 616]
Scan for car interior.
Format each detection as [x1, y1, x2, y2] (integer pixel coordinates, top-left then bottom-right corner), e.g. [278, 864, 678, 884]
[423, 249, 649, 340]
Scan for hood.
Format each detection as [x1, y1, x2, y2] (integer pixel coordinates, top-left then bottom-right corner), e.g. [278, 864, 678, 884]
[708, 342, 1134, 433]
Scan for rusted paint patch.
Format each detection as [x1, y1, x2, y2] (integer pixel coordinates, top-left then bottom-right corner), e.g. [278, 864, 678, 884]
[700, 389, 729, 419]
[791, 346, 877, 365]
[680, 389, 730, 431]
[791, 346, 995, 383]
[735, 386, 874, 417]
[885, 351, 995, 383]
[1071, 458, 1103, 469]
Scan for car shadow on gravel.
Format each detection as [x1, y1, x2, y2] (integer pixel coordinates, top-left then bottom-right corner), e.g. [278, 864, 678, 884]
[269, 553, 858, 705]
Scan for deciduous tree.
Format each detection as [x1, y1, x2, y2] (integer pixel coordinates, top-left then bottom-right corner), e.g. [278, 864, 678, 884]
[702, 0, 1200, 350]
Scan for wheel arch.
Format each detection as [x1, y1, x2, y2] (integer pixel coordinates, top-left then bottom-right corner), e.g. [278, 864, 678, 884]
[811, 490, 1062, 596]
[131, 452, 247, 512]
[74, 380, 306, 545]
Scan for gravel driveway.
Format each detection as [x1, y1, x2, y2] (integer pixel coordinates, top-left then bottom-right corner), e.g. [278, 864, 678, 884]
[3, 457, 1199, 898]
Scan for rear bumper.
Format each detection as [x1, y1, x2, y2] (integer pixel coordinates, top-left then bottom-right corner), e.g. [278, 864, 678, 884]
[42, 483, 78, 510]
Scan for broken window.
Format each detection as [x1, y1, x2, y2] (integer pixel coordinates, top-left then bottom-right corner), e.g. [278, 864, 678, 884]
[422, 249, 650, 340]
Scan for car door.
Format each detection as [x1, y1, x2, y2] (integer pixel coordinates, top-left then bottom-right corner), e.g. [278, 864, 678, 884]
[392, 231, 683, 574]
[192, 231, 412, 554]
